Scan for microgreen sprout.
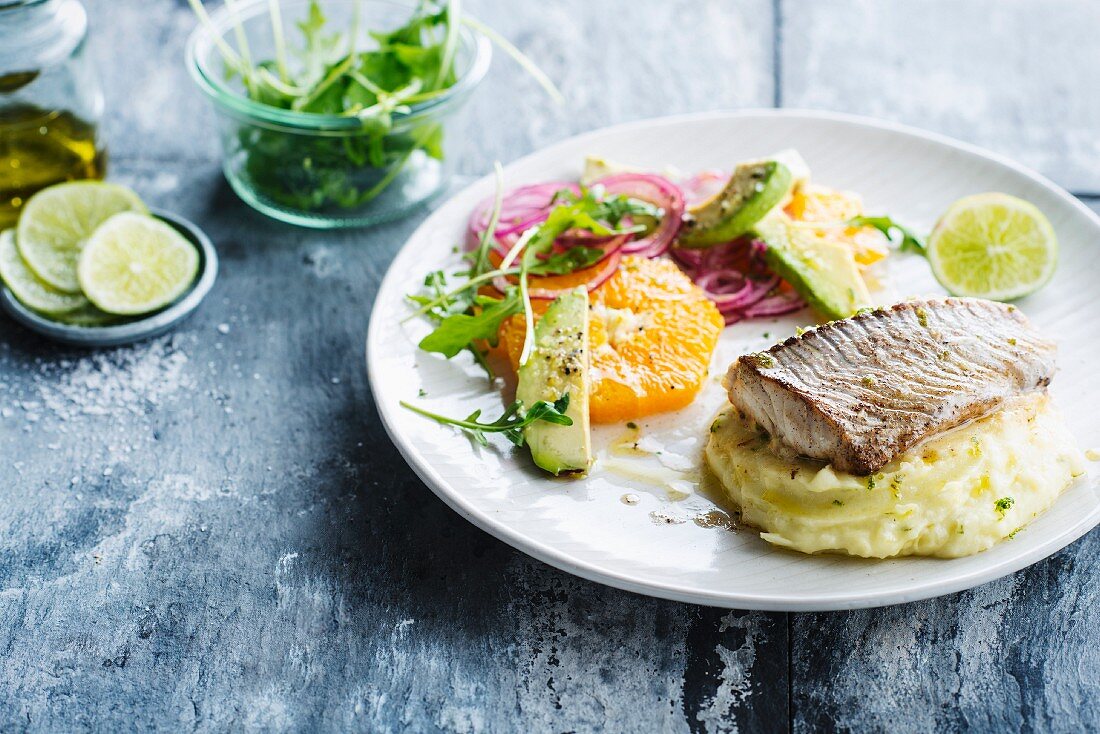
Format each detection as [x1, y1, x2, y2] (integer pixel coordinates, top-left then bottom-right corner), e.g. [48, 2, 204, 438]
[400, 394, 573, 447]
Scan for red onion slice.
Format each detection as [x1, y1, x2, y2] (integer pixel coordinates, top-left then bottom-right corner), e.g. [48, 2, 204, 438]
[467, 182, 580, 250]
[529, 249, 623, 300]
[680, 169, 727, 205]
[693, 269, 751, 308]
[720, 310, 743, 326]
[489, 236, 627, 299]
[671, 247, 704, 269]
[593, 173, 684, 259]
[741, 289, 806, 318]
[706, 273, 780, 310]
[492, 248, 624, 300]
[672, 233, 803, 323]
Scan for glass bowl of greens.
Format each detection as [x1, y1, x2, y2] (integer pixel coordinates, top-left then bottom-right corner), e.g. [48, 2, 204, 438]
[187, 0, 492, 228]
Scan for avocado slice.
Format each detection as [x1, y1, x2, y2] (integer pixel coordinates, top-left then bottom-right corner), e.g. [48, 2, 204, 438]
[678, 160, 793, 248]
[769, 149, 811, 194]
[516, 287, 592, 475]
[581, 155, 639, 185]
[753, 213, 872, 321]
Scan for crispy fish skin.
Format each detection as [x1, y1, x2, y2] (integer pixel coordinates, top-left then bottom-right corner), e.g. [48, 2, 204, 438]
[724, 298, 1056, 475]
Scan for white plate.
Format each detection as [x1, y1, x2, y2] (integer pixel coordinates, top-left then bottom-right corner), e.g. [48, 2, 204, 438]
[367, 110, 1100, 611]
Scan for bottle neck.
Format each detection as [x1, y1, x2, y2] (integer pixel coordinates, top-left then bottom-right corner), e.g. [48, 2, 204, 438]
[0, 0, 87, 74]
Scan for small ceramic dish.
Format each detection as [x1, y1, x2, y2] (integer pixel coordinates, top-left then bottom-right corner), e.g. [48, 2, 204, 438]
[0, 209, 218, 348]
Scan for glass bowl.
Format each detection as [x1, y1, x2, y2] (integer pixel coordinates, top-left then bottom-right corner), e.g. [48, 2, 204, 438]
[186, 0, 490, 229]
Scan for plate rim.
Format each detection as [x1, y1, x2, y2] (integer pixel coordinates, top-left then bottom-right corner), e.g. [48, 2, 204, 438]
[367, 108, 1100, 611]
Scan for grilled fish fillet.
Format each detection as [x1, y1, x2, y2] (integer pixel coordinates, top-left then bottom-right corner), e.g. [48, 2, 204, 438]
[724, 298, 1056, 475]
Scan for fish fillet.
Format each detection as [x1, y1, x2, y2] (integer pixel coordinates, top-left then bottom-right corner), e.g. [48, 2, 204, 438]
[723, 298, 1056, 475]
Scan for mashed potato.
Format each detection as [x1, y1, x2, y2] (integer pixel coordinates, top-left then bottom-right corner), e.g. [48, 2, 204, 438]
[705, 392, 1085, 558]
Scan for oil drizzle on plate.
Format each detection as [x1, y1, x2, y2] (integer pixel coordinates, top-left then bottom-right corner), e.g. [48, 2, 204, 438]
[693, 509, 736, 530]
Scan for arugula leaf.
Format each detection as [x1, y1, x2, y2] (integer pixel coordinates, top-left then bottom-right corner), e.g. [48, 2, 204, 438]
[406, 269, 472, 320]
[353, 50, 412, 99]
[848, 215, 926, 255]
[369, 6, 446, 47]
[527, 246, 606, 275]
[520, 198, 614, 260]
[401, 393, 572, 447]
[391, 43, 445, 80]
[417, 290, 521, 358]
[294, 0, 344, 86]
[553, 186, 661, 228]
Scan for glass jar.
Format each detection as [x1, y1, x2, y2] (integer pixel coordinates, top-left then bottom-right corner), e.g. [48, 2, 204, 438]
[187, 0, 490, 229]
[0, 0, 106, 228]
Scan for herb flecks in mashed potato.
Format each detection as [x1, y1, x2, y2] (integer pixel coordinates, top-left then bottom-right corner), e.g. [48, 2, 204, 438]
[705, 392, 1084, 559]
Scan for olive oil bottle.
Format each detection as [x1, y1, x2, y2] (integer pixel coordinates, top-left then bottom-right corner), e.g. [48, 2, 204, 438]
[0, 102, 105, 227]
[1, 0, 106, 228]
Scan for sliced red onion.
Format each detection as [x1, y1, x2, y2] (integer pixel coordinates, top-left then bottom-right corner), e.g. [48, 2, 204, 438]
[693, 269, 752, 308]
[694, 269, 746, 292]
[671, 247, 704, 269]
[492, 248, 624, 300]
[529, 249, 623, 299]
[593, 173, 684, 259]
[671, 232, 802, 323]
[467, 182, 580, 250]
[680, 169, 727, 206]
[726, 275, 778, 310]
[490, 237, 627, 299]
[494, 212, 550, 238]
[720, 310, 743, 326]
[698, 239, 753, 272]
[553, 230, 621, 251]
[741, 289, 806, 318]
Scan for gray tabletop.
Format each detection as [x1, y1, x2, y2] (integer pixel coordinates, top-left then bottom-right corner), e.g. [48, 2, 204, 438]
[2, 1, 1098, 731]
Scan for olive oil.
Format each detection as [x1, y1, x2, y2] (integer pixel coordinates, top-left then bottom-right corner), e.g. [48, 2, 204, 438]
[0, 102, 105, 227]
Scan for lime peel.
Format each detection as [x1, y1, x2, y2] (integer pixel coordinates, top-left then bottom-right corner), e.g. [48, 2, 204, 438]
[0, 229, 89, 315]
[51, 303, 122, 327]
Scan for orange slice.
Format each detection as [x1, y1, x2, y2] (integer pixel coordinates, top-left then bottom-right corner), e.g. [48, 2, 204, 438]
[498, 256, 724, 423]
[785, 184, 889, 266]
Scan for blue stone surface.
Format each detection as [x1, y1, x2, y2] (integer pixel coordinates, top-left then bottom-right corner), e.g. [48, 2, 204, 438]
[0, 1, 1097, 731]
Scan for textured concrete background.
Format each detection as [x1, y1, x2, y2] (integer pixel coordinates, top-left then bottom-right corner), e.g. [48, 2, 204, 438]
[1, 1, 1098, 731]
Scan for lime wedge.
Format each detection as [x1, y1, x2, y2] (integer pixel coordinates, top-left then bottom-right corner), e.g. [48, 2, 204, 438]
[17, 181, 147, 293]
[927, 193, 1057, 301]
[77, 213, 199, 315]
[0, 229, 89, 315]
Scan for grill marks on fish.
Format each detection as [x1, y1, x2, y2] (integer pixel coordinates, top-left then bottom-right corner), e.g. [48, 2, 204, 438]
[724, 298, 1056, 475]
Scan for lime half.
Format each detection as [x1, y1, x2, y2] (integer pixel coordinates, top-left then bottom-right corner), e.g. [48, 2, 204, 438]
[0, 229, 89, 315]
[17, 181, 147, 293]
[927, 192, 1057, 301]
[77, 213, 199, 315]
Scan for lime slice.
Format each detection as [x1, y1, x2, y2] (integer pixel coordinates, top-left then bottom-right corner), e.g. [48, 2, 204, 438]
[77, 213, 200, 315]
[52, 303, 124, 327]
[17, 181, 147, 293]
[0, 229, 89, 315]
[927, 193, 1057, 301]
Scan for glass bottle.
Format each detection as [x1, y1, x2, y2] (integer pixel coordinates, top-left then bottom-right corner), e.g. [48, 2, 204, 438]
[0, 0, 105, 228]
